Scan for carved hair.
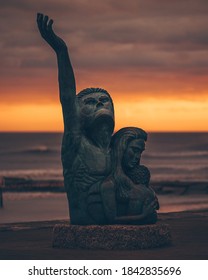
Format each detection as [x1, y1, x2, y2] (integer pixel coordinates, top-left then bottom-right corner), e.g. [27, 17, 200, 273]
[110, 127, 147, 201]
[77, 87, 112, 102]
[111, 127, 147, 171]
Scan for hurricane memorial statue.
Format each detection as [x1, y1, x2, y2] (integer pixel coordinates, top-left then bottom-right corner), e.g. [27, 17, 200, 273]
[37, 13, 159, 225]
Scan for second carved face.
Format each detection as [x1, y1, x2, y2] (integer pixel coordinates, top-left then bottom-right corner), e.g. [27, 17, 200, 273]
[122, 139, 145, 170]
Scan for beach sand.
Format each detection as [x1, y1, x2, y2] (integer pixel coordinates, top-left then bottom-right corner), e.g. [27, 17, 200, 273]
[0, 210, 208, 260]
[1, 191, 208, 223]
[1, 183, 208, 260]
[0, 192, 69, 224]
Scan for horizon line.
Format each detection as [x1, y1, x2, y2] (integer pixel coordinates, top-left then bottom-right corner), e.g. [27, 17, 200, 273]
[0, 130, 208, 133]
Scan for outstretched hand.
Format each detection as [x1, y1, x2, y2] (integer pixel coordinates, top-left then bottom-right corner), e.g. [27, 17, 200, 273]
[142, 198, 158, 216]
[37, 13, 67, 53]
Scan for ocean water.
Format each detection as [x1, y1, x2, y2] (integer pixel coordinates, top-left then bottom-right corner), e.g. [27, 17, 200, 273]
[1, 132, 208, 221]
[0, 132, 208, 182]
[143, 132, 208, 182]
[0, 133, 63, 180]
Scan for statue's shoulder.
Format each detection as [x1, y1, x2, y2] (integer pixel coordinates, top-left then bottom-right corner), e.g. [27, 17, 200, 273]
[126, 164, 150, 186]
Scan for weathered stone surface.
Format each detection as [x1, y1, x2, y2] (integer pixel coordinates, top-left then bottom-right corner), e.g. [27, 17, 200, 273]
[37, 14, 159, 226]
[52, 223, 171, 250]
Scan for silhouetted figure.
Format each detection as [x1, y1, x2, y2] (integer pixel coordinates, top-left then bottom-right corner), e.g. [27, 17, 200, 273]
[37, 13, 114, 224]
[37, 14, 159, 225]
[88, 127, 159, 224]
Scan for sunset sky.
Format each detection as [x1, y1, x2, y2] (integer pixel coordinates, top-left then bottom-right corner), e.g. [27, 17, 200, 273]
[1, 0, 208, 132]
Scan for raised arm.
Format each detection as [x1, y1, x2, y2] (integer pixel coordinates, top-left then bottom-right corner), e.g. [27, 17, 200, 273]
[36, 13, 78, 132]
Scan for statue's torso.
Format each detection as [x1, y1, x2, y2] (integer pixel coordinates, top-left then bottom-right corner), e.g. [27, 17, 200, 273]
[62, 136, 111, 224]
[70, 138, 111, 184]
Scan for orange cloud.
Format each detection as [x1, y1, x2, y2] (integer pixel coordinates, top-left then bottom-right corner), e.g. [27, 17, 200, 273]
[1, 1, 208, 132]
[1, 95, 208, 132]
[0, 103, 63, 132]
[114, 97, 208, 132]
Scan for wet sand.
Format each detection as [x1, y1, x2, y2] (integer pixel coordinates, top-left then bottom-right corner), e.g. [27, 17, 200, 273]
[0, 193, 69, 223]
[0, 210, 208, 260]
[1, 191, 208, 223]
[1, 179, 208, 260]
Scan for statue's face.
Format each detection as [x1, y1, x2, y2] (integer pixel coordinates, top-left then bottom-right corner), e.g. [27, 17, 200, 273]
[79, 92, 114, 116]
[79, 92, 114, 131]
[123, 139, 145, 170]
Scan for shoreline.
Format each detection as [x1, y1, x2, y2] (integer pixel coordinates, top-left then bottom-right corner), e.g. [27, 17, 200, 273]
[1, 178, 208, 224]
[0, 210, 208, 260]
[1, 177, 208, 195]
[1, 179, 208, 260]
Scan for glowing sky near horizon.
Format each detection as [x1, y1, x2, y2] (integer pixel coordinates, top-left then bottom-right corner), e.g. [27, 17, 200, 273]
[1, 0, 208, 132]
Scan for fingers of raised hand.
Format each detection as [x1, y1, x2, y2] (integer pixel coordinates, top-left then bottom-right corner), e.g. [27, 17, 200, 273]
[43, 15, 49, 30]
[48, 19, 54, 31]
[37, 13, 43, 31]
[37, 13, 53, 37]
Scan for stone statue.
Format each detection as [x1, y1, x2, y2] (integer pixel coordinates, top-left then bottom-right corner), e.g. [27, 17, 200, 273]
[37, 13, 159, 225]
[88, 127, 159, 224]
[110, 127, 158, 218]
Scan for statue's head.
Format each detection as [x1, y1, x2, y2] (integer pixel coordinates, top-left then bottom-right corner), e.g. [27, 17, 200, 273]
[77, 88, 115, 135]
[123, 138, 145, 170]
[111, 127, 147, 172]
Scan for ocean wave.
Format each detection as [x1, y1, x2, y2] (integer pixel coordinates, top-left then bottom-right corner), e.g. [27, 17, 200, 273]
[188, 143, 208, 151]
[21, 145, 59, 154]
[150, 166, 208, 181]
[150, 166, 208, 172]
[144, 150, 208, 159]
[0, 168, 63, 180]
[0, 145, 60, 155]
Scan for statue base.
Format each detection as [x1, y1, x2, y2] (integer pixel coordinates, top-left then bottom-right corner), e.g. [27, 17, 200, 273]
[52, 223, 171, 250]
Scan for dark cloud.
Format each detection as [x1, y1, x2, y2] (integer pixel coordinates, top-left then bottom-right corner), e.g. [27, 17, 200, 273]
[1, 0, 208, 103]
